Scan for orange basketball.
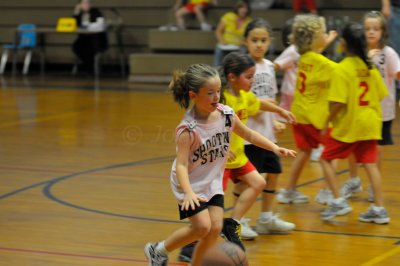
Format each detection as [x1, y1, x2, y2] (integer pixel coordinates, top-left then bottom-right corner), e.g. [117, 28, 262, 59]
[202, 241, 248, 266]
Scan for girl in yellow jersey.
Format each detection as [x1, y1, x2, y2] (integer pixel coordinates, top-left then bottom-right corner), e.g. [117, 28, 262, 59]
[277, 14, 338, 204]
[220, 52, 296, 250]
[320, 22, 389, 223]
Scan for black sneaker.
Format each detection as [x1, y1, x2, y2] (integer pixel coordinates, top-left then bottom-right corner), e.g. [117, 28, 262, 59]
[178, 241, 196, 262]
[221, 218, 245, 251]
[144, 242, 168, 266]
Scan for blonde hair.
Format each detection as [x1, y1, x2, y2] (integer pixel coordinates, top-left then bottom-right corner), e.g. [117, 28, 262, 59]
[291, 14, 325, 54]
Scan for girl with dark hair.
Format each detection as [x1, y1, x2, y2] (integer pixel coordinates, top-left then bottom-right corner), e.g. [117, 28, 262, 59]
[319, 22, 390, 224]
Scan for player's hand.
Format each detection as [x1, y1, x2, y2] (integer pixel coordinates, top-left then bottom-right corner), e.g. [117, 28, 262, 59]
[273, 120, 286, 134]
[181, 191, 206, 211]
[279, 109, 297, 124]
[368, 49, 381, 59]
[273, 146, 297, 157]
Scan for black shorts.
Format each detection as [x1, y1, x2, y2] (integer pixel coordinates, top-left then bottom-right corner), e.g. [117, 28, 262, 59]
[178, 194, 224, 220]
[245, 144, 282, 174]
[378, 120, 394, 145]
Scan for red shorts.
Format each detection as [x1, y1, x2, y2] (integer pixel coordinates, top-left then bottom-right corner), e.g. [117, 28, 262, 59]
[321, 134, 378, 163]
[292, 123, 326, 150]
[222, 160, 256, 191]
[293, 0, 317, 12]
[184, 3, 210, 13]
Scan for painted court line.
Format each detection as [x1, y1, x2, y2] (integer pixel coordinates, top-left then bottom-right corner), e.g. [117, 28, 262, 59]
[360, 245, 400, 266]
[0, 246, 186, 265]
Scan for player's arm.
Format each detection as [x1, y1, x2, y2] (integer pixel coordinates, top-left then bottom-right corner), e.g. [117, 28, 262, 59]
[175, 130, 206, 210]
[259, 99, 297, 124]
[232, 114, 296, 157]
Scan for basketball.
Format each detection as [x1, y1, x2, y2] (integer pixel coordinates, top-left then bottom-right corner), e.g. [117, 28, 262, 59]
[202, 241, 248, 266]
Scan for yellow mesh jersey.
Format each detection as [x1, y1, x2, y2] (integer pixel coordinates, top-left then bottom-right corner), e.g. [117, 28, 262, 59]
[329, 57, 388, 143]
[224, 89, 261, 169]
[291, 51, 337, 129]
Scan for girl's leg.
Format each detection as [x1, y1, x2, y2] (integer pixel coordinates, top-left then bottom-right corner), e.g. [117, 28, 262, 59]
[286, 148, 311, 190]
[320, 158, 352, 220]
[363, 163, 383, 206]
[340, 154, 362, 198]
[191, 206, 224, 266]
[277, 149, 311, 204]
[359, 163, 389, 224]
[257, 173, 295, 234]
[175, 7, 189, 29]
[231, 170, 266, 220]
[164, 209, 211, 252]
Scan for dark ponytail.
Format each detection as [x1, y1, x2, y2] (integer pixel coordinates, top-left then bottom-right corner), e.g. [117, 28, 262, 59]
[341, 21, 372, 69]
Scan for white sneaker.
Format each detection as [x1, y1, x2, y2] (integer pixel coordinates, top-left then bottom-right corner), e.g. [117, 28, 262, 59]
[200, 22, 212, 31]
[340, 177, 362, 198]
[240, 218, 258, 240]
[359, 206, 389, 224]
[256, 215, 295, 234]
[320, 199, 352, 221]
[310, 146, 323, 162]
[315, 189, 333, 205]
[277, 189, 310, 204]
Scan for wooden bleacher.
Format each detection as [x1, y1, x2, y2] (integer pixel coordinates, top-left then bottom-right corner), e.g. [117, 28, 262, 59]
[0, 0, 381, 79]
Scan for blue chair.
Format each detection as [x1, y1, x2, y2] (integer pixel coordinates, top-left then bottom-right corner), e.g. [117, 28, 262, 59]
[0, 24, 43, 75]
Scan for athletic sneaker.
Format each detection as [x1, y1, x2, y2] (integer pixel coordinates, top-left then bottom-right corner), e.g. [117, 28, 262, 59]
[177, 242, 196, 263]
[320, 199, 352, 221]
[200, 22, 212, 31]
[277, 189, 310, 204]
[359, 206, 390, 224]
[144, 242, 168, 266]
[256, 215, 295, 234]
[221, 218, 245, 251]
[315, 189, 333, 205]
[240, 218, 258, 240]
[340, 177, 362, 198]
[367, 186, 375, 202]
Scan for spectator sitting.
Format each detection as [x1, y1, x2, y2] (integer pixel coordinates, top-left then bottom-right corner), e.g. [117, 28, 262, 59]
[293, 0, 317, 14]
[173, 0, 216, 31]
[72, 0, 108, 72]
[213, 0, 252, 66]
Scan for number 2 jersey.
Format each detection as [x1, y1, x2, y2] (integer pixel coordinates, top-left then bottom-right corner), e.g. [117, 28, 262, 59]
[329, 57, 388, 143]
[291, 51, 337, 129]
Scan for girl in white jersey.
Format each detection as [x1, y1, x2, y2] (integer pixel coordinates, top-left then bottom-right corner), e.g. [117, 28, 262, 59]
[239, 18, 296, 236]
[340, 11, 400, 200]
[144, 64, 296, 266]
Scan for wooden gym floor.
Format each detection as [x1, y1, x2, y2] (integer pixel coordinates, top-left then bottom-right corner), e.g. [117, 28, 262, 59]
[0, 76, 399, 266]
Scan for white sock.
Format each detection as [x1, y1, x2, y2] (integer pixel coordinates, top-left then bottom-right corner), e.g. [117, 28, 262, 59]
[156, 241, 168, 255]
[259, 211, 273, 221]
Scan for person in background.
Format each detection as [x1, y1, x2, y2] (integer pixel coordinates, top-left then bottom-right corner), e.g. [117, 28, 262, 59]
[277, 14, 338, 204]
[319, 21, 389, 224]
[293, 0, 317, 14]
[72, 0, 108, 72]
[174, 0, 216, 31]
[241, 18, 296, 236]
[340, 11, 400, 201]
[213, 0, 252, 67]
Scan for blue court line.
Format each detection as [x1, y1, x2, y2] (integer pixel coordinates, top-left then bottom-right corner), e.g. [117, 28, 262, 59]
[2, 155, 399, 242]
